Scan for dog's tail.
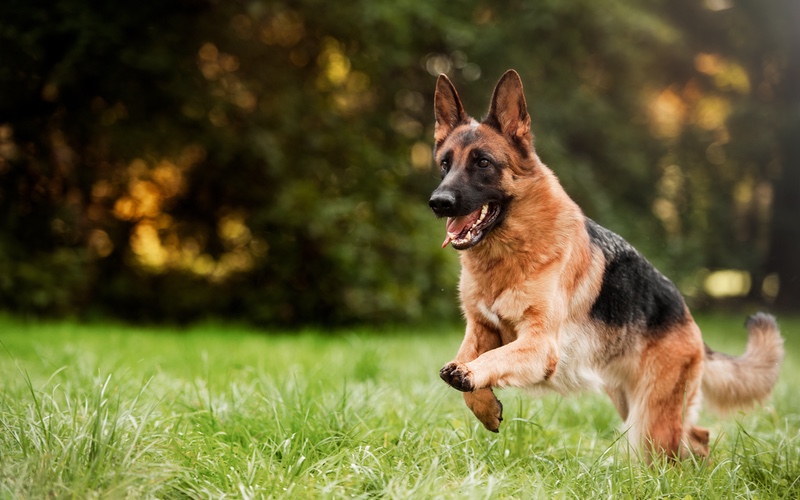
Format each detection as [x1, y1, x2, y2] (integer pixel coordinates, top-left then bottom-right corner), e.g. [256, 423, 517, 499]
[702, 313, 784, 414]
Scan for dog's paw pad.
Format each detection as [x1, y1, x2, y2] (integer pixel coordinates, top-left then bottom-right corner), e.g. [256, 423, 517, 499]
[439, 362, 474, 392]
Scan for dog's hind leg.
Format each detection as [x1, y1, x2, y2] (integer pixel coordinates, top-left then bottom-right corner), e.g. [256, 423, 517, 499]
[687, 425, 710, 457]
[627, 327, 706, 462]
[440, 319, 504, 431]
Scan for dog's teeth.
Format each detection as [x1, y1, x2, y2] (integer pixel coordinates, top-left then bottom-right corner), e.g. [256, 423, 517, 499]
[477, 204, 488, 224]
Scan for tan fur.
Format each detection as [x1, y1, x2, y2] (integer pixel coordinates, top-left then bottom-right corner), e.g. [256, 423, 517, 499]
[434, 70, 784, 461]
[702, 313, 784, 414]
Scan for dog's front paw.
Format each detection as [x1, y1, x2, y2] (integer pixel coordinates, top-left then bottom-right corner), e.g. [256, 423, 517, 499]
[439, 361, 474, 392]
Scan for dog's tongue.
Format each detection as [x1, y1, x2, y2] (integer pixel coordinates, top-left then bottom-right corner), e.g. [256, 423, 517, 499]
[440, 209, 481, 248]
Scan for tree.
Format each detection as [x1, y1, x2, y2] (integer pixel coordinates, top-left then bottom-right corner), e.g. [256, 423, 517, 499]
[662, 0, 800, 309]
[0, 0, 795, 325]
[763, 0, 800, 309]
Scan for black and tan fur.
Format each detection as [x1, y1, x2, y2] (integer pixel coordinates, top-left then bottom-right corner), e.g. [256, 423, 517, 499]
[429, 70, 784, 461]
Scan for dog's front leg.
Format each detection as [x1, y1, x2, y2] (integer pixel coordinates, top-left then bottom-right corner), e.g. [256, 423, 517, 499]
[442, 279, 566, 394]
[441, 307, 560, 393]
[442, 334, 558, 392]
[440, 319, 504, 432]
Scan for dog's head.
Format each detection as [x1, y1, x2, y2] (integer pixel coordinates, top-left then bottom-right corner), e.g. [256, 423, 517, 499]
[429, 70, 536, 250]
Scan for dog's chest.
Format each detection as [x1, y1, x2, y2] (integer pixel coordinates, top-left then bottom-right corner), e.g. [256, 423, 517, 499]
[546, 321, 605, 394]
[476, 300, 515, 345]
[476, 293, 527, 344]
[477, 298, 604, 394]
[473, 283, 533, 321]
[477, 301, 502, 328]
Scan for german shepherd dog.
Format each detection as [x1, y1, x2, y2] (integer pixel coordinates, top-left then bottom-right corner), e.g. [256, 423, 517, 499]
[429, 70, 784, 461]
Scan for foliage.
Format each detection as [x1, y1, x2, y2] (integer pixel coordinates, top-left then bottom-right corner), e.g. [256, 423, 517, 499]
[0, 0, 796, 324]
[1, 314, 799, 497]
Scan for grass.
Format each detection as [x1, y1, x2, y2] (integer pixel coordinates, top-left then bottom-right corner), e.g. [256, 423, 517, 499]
[0, 314, 798, 499]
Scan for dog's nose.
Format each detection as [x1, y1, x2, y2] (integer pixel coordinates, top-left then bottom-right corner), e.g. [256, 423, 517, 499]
[429, 191, 456, 215]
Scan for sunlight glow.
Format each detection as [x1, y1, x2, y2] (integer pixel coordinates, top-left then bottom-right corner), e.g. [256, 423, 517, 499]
[695, 53, 750, 94]
[107, 147, 263, 280]
[259, 9, 304, 47]
[410, 142, 432, 170]
[704, 270, 751, 298]
[316, 37, 374, 115]
[762, 273, 780, 300]
[648, 88, 686, 138]
[703, 0, 732, 11]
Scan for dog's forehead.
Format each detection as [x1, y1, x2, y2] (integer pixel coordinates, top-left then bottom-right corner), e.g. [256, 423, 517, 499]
[435, 123, 509, 161]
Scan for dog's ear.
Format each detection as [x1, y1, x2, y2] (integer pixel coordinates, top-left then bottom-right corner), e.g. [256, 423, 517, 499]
[434, 74, 467, 145]
[485, 70, 532, 150]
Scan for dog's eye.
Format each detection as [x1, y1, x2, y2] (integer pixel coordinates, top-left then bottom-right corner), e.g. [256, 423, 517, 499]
[477, 158, 491, 168]
[440, 160, 450, 176]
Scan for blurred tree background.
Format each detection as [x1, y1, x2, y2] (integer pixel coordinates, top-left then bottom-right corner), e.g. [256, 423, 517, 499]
[0, 0, 797, 326]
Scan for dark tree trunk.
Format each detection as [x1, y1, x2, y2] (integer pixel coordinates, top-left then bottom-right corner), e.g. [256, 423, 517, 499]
[764, 0, 800, 310]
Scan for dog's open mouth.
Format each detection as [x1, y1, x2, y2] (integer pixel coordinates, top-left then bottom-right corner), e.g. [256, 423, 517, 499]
[441, 203, 501, 250]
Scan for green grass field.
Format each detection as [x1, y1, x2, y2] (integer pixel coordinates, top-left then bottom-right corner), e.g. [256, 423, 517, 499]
[1, 314, 798, 499]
